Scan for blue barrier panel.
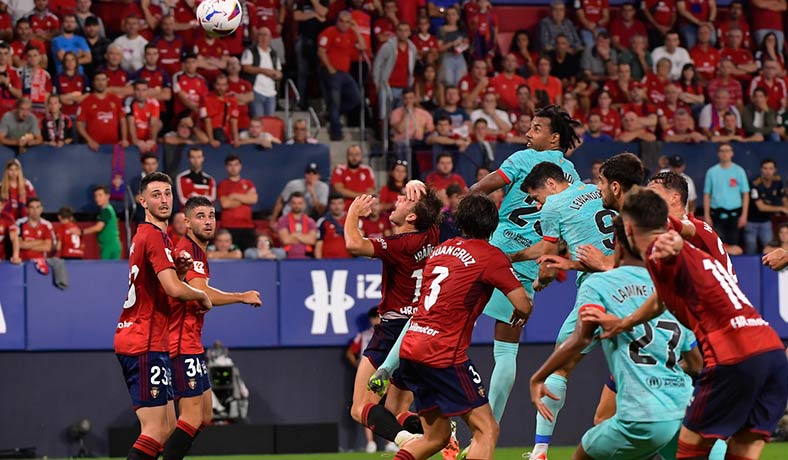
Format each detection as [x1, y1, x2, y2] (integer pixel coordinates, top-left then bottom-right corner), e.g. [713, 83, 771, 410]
[200, 260, 279, 348]
[732, 256, 762, 312]
[760, 266, 788, 339]
[26, 261, 128, 350]
[278, 259, 385, 347]
[0, 264, 26, 350]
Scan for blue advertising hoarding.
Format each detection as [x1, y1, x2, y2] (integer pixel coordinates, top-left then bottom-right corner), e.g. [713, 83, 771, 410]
[760, 266, 788, 339]
[0, 264, 26, 350]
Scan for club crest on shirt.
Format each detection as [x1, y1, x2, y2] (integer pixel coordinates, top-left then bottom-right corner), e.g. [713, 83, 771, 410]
[151, 386, 160, 398]
[189, 379, 197, 390]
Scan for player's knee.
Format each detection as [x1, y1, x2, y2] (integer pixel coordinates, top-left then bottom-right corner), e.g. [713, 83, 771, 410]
[202, 410, 213, 427]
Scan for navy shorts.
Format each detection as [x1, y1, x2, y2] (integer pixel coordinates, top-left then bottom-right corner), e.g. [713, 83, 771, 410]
[363, 317, 408, 385]
[399, 358, 489, 417]
[117, 352, 174, 409]
[171, 353, 212, 400]
[684, 349, 788, 439]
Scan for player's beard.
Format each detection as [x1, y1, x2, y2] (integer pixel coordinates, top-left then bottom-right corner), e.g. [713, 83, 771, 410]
[193, 227, 214, 243]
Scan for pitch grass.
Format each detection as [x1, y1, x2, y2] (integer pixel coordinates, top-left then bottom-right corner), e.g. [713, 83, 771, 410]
[43, 443, 788, 460]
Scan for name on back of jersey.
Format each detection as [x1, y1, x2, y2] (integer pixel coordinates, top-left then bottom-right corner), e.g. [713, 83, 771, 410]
[430, 244, 477, 267]
[569, 189, 602, 210]
[611, 283, 654, 304]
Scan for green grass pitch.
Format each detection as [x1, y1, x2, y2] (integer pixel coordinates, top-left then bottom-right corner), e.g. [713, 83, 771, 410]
[44, 443, 788, 460]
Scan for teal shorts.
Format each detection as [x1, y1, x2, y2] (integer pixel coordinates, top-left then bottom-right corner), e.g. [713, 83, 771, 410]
[582, 417, 681, 460]
[482, 272, 534, 323]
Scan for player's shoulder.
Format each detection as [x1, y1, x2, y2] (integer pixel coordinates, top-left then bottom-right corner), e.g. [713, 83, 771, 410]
[39, 218, 54, 230]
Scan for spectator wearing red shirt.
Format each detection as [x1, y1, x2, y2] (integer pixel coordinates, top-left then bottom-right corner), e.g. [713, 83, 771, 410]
[751, 0, 786, 52]
[0, 2, 13, 43]
[690, 23, 719, 83]
[176, 147, 216, 207]
[621, 83, 657, 129]
[710, 110, 754, 142]
[172, 52, 208, 120]
[616, 110, 657, 142]
[412, 16, 439, 67]
[0, 43, 22, 118]
[574, 0, 610, 48]
[361, 199, 392, 238]
[331, 144, 376, 209]
[372, 22, 415, 112]
[749, 59, 787, 111]
[194, 33, 229, 84]
[55, 51, 89, 118]
[591, 90, 621, 137]
[641, 0, 676, 48]
[41, 94, 74, 146]
[125, 79, 161, 153]
[526, 56, 563, 106]
[698, 88, 742, 138]
[603, 61, 635, 107]
[19, 45, 52, 119]
[218, 154, 258, 250]
[509, 30, 538, 78]
[56, 206, 83, 259]
[315, 193, 352, 259]
[16, 198, 53, 261]
[458, 58, 489, 110]
[490, 54, 527, 110]
[11, 19, 48, 70]
[277, 192, 318, 259]
[377, 160, 407, 213]
[720, 28, 758, 83]
[374, 0, 398, 50]
[132, 44, 173, 116]
[465, 0, 498, 66]
[252, 0, 286, 61]
[347, 0, 371, 78]
[425, 152, 468, 205]
[121, 0, 163, 42]
[318, 11, 366, 140]
[677, 63, 706, 107]
[676, 0, 716, 49]
[152, 16, 186, 79]
[100, 45, 131, 98]
[609, 2, 646, 51]
[226, 57, 253, 131]
[76, 71, 127, 150]
[26, 0, 60, 43]
[171, 0, 199, 48]
[708, 58, 744, 109]
[1, 159, 35, 221]
[657, 83, 686, 131]
[714, 0, 750, 50]
[0, 196, 19, 262]
[201, 74, 240, 147]
[644, 57, 671, 104]
[663, 107, 708, 142]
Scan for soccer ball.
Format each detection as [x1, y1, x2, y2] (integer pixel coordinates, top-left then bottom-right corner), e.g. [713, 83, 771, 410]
[196, 0, 243, 37]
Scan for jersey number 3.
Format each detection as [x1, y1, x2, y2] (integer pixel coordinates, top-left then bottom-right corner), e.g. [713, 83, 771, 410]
[424, 266, 450, 311]
[122, 265, 140, 309]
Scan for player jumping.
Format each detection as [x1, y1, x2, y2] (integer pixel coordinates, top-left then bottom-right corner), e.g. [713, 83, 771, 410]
[531, 216, 699, 460]
[394, 193, 533, 460]
[114, 172, 211, 460]
[345, 182, 443, 450]
[163, 196, 261, 460]
[584, 188, 788, 460]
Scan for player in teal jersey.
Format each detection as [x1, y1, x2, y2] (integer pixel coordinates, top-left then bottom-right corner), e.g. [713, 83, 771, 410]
[531, 216, 698, 460]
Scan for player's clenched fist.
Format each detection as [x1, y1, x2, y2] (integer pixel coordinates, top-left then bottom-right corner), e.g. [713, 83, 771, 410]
[174, 250, 194, 278]
[241, 290, 262, 307]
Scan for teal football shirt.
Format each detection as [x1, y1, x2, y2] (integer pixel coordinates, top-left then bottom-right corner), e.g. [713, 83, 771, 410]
[577, 266, 694, 422]
[540, 182, 616, 285]
[489, 149, 580, 283]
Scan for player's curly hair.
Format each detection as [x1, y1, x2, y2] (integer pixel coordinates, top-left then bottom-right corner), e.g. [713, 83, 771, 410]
[534, 105, 581, 153]
[412, 187, 443, 231]
[456, 193, 499, 240]
[622, 187, 668, 232]
[648, 171, 689, 207]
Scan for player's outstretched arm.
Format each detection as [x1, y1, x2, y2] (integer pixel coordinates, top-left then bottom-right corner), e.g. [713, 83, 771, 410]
[680, 346, 703, 378]
[581, 291, 666, 338]
[510, 240, 552, 263]
[188, 277, 262, 308]
[576, 245, 615, 272]
[530, 314, 597, 422]
[649, 230, 684, 260]
[505, 287, 533, 327]
[345, 195, 376, 257]
[468, 170, 506, 195]
[158, 268, 212, 311]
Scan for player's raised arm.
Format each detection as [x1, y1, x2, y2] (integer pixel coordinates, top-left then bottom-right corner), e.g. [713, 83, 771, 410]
[509, 239, 553, 263]
[187, 277, 261, 307]
[530, 308, 598, 421]
[581, 291, 666, 338]
[468, 169, 507, 195]
[345, 195, 376, 257]
[157, 268, 212, 311]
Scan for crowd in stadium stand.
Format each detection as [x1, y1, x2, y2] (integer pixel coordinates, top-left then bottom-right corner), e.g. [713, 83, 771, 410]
[0, 0, 787, 262]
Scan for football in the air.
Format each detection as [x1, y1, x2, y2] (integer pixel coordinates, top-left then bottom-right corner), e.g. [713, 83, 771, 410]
[196, 0, 243, 37]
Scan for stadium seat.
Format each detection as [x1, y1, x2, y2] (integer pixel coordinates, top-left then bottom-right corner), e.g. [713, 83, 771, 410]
[261, 116, 286, 141]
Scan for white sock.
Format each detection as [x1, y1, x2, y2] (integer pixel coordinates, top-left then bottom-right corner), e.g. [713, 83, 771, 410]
[533, 443, 549, 455]
[394, 430, 414, 447]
